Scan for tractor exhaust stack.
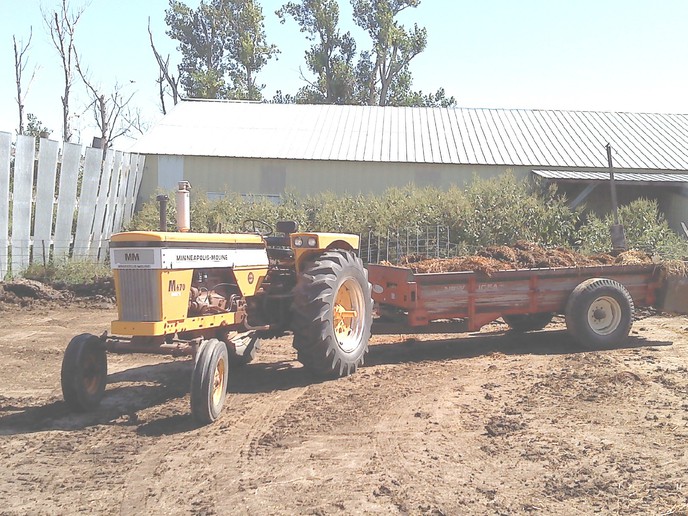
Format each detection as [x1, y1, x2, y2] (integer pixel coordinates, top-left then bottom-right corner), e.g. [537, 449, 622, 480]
[176, 181, 191, 232]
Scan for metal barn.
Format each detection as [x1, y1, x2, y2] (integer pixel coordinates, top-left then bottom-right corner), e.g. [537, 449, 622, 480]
[130, 101, 688, 231]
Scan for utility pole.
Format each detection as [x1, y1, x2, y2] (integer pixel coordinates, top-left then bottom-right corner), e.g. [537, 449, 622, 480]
[606, 143, 626, 251]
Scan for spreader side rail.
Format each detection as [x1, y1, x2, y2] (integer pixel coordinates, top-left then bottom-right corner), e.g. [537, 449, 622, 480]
[369, 263, 662, 331]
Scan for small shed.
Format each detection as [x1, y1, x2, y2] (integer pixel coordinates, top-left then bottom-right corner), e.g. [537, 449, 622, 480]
[131, 100, 688, 231]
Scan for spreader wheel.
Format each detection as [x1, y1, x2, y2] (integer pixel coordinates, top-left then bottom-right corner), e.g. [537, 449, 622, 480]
[502, 313, 553, 332]
[61, 333, 107, 411]
[565, 278, 634, 349]
[190, 338, 229, 424]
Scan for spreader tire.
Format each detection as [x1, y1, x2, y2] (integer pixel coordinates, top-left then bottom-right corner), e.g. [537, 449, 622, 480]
[225, 332, 260, 367]
[292, 250, 372, 378]
[61, 333, 107, 411]
[190, 338, 229, 424]
[503, 313, 553, 332]
[565, 278, 634, 349]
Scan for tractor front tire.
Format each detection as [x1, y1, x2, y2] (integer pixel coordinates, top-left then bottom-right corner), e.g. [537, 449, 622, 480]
[565, 278, 634, 349]
[61, 333, 107, 411]
[292, 250, 373, 378]
[190, 338, 229, 424]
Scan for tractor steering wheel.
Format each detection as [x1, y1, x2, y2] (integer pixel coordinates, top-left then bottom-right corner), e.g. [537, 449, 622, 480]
[242, 219, 273, 236]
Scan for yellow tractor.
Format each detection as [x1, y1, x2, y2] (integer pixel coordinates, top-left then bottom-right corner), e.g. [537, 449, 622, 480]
[61, 183, 372, 424]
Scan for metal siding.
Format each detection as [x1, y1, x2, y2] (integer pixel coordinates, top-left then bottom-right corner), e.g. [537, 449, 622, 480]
[489, 110, 523, 164]
[466, 109, 489, 163]
[500, 110, 537, 165]
[597, 111, 657, 169]
[456, 109, 479, 163]
[439, 108, 459, 163]
[381, 107, 393, 162]
[33, 139, 60, 254]
[559, 111, 606, 167]
[587, 111, 641, 169]
[634, 113, 688, 167]
[546, 111, 597, 166]
[0, 132, 11, 278]
[532, 111, 575, 167]
[517, 110, 557, 166]
[617, 113, 677, 169]
[474, 109, 503, 164]
[533, 169, 688, 182]
[421, 108, 435, 163]
[484, 109, 513, 164]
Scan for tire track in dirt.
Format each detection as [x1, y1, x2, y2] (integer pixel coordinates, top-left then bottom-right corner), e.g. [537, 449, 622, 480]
[369, 360, 470, 514]
[118, 386, 308, 514]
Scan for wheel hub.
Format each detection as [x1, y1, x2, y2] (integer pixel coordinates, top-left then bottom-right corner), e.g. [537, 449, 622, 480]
[333, 278, 365, 353]
[587, 296, 621, 336]
[212, 358, 226, 407]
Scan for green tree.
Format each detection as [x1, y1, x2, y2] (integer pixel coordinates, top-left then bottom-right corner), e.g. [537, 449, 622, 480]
[165, 0, 276, 100]
[352, 0, 428, 106]
[24, 113, 52, 139]
[227, 0, 279, 100]
[276, 0, 357, 104]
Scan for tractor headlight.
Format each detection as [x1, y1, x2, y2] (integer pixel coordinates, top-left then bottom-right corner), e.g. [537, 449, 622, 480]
[294, 237, 304, 247]
[307, 237, 317, 247]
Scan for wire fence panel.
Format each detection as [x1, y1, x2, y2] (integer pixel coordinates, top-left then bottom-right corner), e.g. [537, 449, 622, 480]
[359, 226, 459, 264]
[0, 131, 145, 275]
[0, 133, 10, 279]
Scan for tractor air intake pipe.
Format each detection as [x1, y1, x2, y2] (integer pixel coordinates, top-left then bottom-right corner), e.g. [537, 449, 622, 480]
[156, 194, 169, 232]
[176, 181, 191, 232]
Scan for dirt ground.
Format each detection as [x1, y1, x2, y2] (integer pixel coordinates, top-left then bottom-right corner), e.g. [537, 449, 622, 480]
[1, 304, 687, 515]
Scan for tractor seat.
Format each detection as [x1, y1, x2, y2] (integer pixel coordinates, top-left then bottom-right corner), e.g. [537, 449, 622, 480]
[265, 220, 298, 260]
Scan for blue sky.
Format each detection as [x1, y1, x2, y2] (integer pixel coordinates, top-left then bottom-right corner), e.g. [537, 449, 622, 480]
[1, 0, 687, 148]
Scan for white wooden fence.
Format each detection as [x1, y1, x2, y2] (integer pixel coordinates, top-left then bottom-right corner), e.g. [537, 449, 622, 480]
[0, 132, 145, 277]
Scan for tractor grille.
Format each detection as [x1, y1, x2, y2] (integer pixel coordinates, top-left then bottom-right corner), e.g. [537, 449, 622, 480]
[117, 270, 161, 322]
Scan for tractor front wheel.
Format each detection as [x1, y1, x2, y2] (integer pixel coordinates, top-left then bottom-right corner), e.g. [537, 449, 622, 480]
[190, 338, 229, 424]
[61, 333, 107, 411]
[292, 250, 373, 378]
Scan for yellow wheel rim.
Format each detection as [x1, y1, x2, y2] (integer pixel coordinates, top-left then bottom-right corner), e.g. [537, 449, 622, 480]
[211, 357, 226, 407]
[82, 351, 101, 396]
[333, 278, 365, 353]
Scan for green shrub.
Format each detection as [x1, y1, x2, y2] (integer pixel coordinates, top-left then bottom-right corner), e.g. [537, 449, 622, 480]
[578, 198, 688, 258]
[126, 175, 686, 260]
[23, 260, 112, 286]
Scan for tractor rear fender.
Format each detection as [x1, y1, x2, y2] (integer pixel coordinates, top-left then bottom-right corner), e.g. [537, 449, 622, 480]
[290, 233, 359, 272]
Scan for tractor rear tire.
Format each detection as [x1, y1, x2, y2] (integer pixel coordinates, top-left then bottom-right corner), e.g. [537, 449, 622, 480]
[225, 332, 260, 367]
[190, 338, 229, 424]
[503, 313, 553, 332]
[565, 278, 634, 349]
[292, 250, 372, 378]
[61, 333, 107, 412]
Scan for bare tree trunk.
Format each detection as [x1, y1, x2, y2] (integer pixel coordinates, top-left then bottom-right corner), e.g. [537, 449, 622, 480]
[148, 18, 179, 114]
[13, 29, 35, 136]
[44, 0, 84, 142]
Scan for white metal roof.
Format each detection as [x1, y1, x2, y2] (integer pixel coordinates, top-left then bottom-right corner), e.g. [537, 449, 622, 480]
[130, 100, 688, 170]
[533, 169, 688, 183]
